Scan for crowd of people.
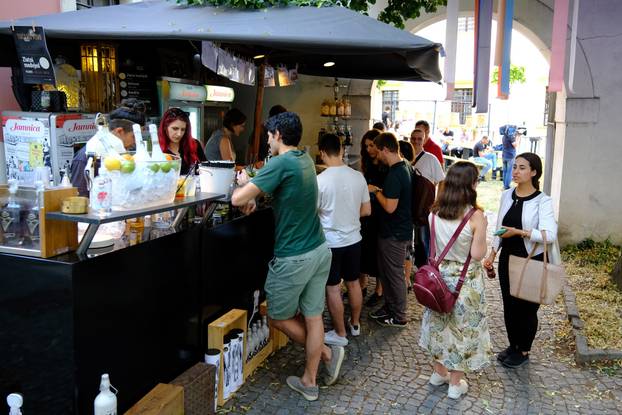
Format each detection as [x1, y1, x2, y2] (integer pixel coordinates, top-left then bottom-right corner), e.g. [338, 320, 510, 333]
[232, 111, 559, 402]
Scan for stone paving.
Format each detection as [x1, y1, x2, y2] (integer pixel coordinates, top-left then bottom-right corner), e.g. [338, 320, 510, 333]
[222, 275, 622, 414]
[222, 202, 622, 414]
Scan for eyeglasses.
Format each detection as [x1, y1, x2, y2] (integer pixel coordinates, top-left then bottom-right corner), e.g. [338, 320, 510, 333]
[168, 107, 189, 118]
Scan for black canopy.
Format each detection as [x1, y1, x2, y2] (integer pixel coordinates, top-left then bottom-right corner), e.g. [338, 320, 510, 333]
[0, 0, 441, 82]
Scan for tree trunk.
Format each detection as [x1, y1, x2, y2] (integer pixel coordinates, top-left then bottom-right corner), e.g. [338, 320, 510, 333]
[612, 253, 622, 291]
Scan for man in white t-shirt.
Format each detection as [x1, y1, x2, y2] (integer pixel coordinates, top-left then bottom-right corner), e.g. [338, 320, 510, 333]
[410, 128, 445, 268]
[317, 133, 371, 346]
[410, 128, 445, 185]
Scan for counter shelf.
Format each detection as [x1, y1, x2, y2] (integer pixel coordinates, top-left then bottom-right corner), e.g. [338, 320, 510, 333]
[46, 192, 225, 256]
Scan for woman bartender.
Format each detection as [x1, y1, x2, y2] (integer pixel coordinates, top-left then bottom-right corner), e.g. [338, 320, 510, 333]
[158, 107, 206, 175]
[205, 108, 246, 161]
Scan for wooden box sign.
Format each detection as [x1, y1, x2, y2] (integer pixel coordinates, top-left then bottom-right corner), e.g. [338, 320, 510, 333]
[207, 309, 246, 407]
[124, 383, 184, 415]
[0, 185, 78, 258]
[171, 362, 216, 415]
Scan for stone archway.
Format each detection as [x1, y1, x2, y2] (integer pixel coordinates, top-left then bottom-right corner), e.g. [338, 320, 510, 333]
[365, 0, 615, 245]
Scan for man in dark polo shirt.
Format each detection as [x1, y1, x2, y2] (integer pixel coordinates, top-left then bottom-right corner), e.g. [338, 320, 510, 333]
[366, 132, 412, 327]
[231, 112, 344, 402]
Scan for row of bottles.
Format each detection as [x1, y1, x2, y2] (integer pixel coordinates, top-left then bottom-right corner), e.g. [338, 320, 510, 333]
[0, 180, 45, 249]
[5, 373, 117, 415]
[246, 316, 270, 362]
[320, 98, 352, 117]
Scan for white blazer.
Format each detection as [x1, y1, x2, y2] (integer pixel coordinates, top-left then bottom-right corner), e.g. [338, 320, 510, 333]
[493, 189, 561, 264]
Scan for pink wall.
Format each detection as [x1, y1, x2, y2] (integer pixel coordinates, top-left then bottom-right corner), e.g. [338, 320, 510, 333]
[0, 0, 61, 116]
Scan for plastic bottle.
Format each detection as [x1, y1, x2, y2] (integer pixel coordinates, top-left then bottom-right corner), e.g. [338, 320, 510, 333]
[6, 393, 23, 415]
[94, 374, 117, 415]
[1, 179, 23, 246]
[148, 124, 166, 161]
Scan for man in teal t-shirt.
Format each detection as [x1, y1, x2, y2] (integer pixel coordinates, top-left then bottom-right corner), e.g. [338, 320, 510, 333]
[232, 112, 344, 402]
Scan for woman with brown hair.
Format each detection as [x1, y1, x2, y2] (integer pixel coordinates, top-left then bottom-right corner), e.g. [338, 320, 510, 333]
[358, 128, 386, 307]
[418, 161, 491, 399]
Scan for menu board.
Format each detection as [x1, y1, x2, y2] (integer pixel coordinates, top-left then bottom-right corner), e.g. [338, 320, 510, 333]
[118, 62, 157, 113]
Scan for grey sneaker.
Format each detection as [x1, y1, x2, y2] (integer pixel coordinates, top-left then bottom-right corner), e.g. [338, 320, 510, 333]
[324, 345, 345, 386]
[324, 329, 349, 346]
[286, 376, 319, 401]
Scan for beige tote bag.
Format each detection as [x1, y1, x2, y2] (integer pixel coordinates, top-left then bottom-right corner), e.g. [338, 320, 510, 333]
[509, 231, 565, 304]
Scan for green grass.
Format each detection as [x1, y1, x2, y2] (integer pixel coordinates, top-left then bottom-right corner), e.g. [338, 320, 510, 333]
[477, 178, 504, 213]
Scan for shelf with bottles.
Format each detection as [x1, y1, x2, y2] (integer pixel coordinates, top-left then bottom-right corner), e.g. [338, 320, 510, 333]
[0, 180, 78, 258]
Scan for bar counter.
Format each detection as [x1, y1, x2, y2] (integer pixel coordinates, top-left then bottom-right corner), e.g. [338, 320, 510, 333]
[0, 198, 275, 414]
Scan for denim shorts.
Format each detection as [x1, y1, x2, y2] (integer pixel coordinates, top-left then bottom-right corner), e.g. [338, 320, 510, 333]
[265, 242, 332, 320]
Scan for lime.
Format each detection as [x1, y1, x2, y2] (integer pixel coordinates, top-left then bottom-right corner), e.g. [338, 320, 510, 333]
[171, 160, 181, 171]
[121, 159, 136, 174]
[148, 163, 160, 173]
[160, 162, 172, 173]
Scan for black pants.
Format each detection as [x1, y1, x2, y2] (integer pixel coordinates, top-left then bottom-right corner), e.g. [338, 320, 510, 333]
[498, 250, 543, 352]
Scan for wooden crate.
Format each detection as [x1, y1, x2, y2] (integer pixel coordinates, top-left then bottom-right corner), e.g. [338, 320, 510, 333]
[171, 362, 216, 415]
[207, 309, 246, 407]
[259, 301, 289, 352]
[0, 185, 78, 258]
[243, 338, 273, 380]
[124, 383, 184, 415]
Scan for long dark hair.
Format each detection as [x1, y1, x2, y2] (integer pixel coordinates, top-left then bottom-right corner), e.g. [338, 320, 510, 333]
[431, 161, 482, 220]
[516, 152, 542, 190]
[360, 129, 381, 174]
[158, 108, 198, 166]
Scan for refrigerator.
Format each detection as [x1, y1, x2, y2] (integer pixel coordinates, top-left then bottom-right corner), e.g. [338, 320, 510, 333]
[2, 111, 97, 186]
[157, 77, 233, 145]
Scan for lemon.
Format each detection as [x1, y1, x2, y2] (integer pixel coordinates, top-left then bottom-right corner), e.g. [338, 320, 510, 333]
[104, 157, 121, 171]
[121, 159, 136, 174]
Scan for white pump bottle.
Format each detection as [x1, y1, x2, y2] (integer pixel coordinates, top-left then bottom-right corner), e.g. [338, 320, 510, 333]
[94, 374, 117, 415]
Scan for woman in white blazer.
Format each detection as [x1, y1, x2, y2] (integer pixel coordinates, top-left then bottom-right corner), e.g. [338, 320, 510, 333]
[483, 152, 558, 368]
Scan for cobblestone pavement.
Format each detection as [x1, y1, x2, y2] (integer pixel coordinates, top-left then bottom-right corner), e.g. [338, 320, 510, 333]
[223, 210, 622, 414]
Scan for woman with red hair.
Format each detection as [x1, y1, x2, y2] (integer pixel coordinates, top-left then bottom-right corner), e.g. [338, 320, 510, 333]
[158, 107, 206, 174]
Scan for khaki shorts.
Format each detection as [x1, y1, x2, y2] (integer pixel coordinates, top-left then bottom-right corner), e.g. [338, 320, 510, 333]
[265, 242, 332, 320]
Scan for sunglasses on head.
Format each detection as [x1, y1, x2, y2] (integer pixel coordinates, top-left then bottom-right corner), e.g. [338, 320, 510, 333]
[168, 108, 189, 118]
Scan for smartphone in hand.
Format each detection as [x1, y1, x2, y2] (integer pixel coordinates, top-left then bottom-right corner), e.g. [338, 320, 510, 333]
[494, 228, 507, 236]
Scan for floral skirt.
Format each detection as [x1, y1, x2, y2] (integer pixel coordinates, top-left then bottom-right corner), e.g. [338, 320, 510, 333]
[418, 260, 492, 372]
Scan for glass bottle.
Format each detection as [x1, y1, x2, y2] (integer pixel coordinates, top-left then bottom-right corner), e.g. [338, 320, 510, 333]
[148, 124, 166, 161]
[1, 179, 23, 246]
[90, 172, 112, 217]
[24, 180, 45, 248]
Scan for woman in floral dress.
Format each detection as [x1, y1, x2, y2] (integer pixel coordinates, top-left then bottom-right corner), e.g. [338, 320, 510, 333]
[418, 161, 491, 399]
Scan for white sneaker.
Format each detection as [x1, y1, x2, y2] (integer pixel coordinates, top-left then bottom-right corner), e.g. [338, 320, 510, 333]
[428, 371, 450, 386]
[324, 330, 348, 346]
[347, 320, 361, 337]
[447, 379, 468, 399]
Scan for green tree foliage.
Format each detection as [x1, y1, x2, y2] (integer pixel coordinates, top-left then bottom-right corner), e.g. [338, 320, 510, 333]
[491, 64, 527, 85]
[175, 0, 447, 29]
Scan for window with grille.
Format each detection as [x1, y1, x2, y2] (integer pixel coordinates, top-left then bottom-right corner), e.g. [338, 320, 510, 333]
[76, 0, 119, 9]
[458, 17, 475, 32]
[451, 88, 473, 125]
[382, 90, 399, 127]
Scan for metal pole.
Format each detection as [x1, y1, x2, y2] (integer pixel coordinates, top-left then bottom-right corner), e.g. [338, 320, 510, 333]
[432, 100, 437, 132]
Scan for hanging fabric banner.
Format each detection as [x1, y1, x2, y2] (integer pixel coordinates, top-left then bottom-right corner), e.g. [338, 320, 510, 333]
[444, 0, 459, 101]
[494, 0, 507, 98]
[548, 0, 570, 92]
[473, 0, 493, 113]
[567, 0, 579, 93]
[12, 26, 56, 85]
[201, 41, 218, 73]
[500, 0, 514, 97]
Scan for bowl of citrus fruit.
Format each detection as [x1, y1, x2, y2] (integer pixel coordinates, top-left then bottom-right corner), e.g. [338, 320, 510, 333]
[102, 152, 182, 211]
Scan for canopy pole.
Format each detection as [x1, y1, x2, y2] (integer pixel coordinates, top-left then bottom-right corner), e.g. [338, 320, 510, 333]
[250, 63, 266, 164]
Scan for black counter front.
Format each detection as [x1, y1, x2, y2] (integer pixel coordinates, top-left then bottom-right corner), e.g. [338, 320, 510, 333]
[0, 208, 274, 414]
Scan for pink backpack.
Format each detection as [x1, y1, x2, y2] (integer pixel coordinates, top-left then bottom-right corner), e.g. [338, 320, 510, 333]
[413, 208, 476, 313]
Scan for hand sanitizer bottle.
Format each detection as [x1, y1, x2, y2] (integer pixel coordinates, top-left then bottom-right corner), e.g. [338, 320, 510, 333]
[7, 393, 23, 415]
[94, 374, 117, 415]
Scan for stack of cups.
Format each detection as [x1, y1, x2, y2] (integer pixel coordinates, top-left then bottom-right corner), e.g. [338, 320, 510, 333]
[205, 348, 221, 411]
